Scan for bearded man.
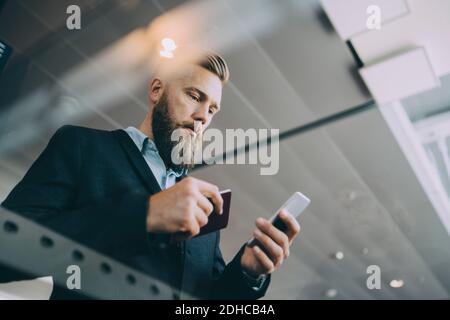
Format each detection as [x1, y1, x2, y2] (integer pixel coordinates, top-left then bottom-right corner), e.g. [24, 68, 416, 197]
[2, 52, 300, 299]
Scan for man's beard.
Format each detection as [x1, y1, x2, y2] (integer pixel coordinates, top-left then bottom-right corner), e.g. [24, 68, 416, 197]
[151, 93, 201, 173]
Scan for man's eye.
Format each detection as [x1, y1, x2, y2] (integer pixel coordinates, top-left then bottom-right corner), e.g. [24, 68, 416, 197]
[188, 92, 200, 102]
[209, 107, 215, 115]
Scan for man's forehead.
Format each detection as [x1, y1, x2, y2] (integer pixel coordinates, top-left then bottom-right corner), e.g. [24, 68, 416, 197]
[176, 65, 222, 102]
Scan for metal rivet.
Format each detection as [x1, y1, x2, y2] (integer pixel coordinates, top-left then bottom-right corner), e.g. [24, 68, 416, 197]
[150, 284, 160, 295]
[127, 274, 136, 285]
[40, 236, 54, 248]
[100, 262, 112, 274]
[72, 250, 84, 262]
[3, 221, 18, 234]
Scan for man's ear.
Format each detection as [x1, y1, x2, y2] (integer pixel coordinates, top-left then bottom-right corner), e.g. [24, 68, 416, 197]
[148, 78, 164, 105]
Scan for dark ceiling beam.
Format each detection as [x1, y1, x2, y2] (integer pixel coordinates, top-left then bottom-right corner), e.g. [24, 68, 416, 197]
[193, 99, 376, 171]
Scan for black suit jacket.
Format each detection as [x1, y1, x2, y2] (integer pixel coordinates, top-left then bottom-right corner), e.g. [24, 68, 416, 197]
[1, 125, 270, 299]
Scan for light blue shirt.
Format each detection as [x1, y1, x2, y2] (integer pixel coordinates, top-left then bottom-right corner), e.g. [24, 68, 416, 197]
[123, 127, 184, 190]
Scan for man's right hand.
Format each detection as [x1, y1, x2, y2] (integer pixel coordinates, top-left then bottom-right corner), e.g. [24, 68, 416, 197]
[146, 177, 223, 240]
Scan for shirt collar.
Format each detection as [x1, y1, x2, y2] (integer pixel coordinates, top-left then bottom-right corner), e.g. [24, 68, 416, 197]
[123, 127, 186, 178]
[124, 126, 148, 152]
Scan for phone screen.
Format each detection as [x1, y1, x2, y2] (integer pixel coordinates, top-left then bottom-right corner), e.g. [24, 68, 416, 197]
[246, 192, 310, 248]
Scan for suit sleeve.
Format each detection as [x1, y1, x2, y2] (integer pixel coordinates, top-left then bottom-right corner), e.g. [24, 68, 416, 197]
[1, 126, 152, 260]
[209, 232, 271, 299]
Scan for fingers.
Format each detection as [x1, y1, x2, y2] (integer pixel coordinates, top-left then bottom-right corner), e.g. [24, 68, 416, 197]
[194, 206, 208, 229]
[195, 179, 223, 214]
[251, 246, 275, 274]
[185, 218, 200, 240]
[253, 229, 285, 267]
[181, 207, 206, 240]
[181, 212, 200, 236]
[196, 193, 214, 216]
[173, 177, 223, 240]
[278, 209, 301, 243]
[173, 210, 203, 241]
[256, 217, 290, 260]
[182, 177, 223, 214]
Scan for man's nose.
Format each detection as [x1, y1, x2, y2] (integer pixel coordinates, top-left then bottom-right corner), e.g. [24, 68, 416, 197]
[192, 106, 209, 125]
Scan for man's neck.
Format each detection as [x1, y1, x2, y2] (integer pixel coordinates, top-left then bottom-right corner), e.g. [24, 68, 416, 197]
[139, 113, 154, 140]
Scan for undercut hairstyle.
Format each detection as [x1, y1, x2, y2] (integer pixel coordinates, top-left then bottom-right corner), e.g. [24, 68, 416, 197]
[154, 46, 230, 86]
[198, 53, 230, 85]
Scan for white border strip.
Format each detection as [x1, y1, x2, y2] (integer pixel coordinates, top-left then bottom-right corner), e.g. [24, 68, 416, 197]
[379, 101, 450, 235]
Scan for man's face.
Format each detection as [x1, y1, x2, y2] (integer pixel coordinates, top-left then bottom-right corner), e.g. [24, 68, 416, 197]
[151, 65, 223, 171]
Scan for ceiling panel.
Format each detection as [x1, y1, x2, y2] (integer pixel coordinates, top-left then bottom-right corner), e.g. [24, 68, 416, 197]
[193, 107, 450, 299]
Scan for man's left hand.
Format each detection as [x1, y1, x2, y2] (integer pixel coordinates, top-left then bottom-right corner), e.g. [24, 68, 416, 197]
[240, 209, 301, 278]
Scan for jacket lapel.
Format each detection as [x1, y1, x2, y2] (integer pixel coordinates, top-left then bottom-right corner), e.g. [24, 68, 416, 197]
[112, 129, 162, 195]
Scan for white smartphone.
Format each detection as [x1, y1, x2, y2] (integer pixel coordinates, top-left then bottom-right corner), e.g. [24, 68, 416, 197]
[246, 192, 311, 247]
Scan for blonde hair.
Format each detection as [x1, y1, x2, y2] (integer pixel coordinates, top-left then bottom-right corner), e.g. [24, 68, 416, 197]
[154, 46, 230, 85]
[198, 52, 230, 84]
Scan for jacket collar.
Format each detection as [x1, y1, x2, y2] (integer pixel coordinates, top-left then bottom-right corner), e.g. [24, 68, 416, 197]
[113, 129, 163, 195]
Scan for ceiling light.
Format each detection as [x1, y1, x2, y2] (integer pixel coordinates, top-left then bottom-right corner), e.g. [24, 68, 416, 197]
[159, 38, 177, 58]
[325, 288, 338, 298]
[334, 251, 344, 260]
[389, 279, 404, 288]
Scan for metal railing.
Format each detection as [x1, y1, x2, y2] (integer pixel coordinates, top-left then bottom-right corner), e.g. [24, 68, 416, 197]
[0, 207, 188, 299]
